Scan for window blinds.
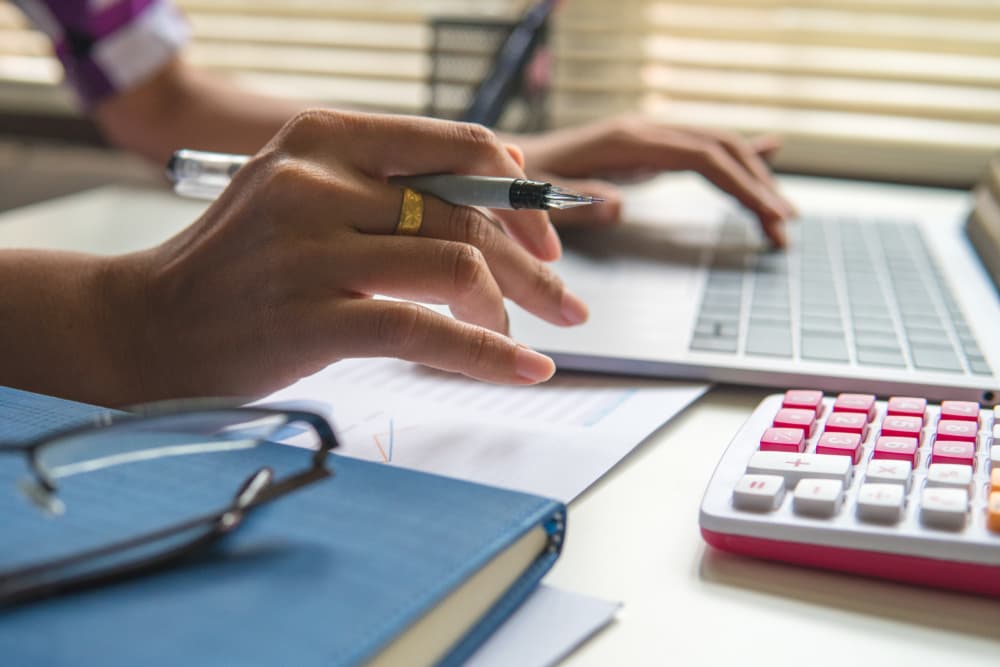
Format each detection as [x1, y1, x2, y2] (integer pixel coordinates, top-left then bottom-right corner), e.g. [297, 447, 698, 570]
[552, 0, 1000, 185]
[1, 0, 997, 186]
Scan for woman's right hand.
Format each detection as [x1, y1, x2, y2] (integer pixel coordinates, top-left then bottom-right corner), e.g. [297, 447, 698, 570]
[102, 110, 589, 403]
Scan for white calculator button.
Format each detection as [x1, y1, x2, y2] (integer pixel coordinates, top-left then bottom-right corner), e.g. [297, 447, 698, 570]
[732, 474, 786, 512]
[746, 451, 853, 489]
[920, 487, 969, 530]
[863, 459, 913, 490]
[793, 478, 844, 517]
[991, 445, 1000, 471]
[856, 483, 905, 523]
[925, 463, 974, 491]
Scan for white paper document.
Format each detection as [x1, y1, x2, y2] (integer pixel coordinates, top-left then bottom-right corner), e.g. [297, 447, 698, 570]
[465, 585, 620, 667]
[261, 358, 707, 501]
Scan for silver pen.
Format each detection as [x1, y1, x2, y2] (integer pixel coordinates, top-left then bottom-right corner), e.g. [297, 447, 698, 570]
[166, 149, 601, 210]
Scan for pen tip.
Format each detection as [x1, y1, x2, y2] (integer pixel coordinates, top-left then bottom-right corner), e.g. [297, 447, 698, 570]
[544, 186, 604, 210]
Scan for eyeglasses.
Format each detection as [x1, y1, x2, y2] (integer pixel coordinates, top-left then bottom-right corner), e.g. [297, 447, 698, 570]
[0, 403, 339, 607]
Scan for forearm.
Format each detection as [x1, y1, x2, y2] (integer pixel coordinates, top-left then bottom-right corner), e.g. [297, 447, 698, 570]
[92, 57, 306, 164]
[0, 250, 142, 406]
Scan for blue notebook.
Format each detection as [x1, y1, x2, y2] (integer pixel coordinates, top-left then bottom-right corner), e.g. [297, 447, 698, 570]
[0, 387, 567, 666]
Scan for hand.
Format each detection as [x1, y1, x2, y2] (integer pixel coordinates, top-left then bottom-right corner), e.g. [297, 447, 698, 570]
[101, 110, 590, 402]
[511, 115, 797, 247]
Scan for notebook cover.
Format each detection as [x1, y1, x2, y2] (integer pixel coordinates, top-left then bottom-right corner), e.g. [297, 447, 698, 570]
[0, 387, 567, 666]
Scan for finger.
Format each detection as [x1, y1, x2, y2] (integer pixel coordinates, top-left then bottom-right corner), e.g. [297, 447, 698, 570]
[349, 180, 588, 326]
[750, 134, 783, 160]
[686, 127, 779, 188]
[418, 197, 589, 325]
[332, 234, 508, 334]
[331, 299, 556, 384]
[283, 110, 561, 261]
[679, 128, 797, 222]
[506, 143, 526, 168]
[664, 133, 790, 247]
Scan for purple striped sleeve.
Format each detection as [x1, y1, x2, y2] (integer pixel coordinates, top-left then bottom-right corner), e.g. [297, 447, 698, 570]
[13, 0, 191, 107]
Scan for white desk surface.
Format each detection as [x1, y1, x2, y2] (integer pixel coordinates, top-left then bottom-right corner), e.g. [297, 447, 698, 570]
[2, 186, 998, 666]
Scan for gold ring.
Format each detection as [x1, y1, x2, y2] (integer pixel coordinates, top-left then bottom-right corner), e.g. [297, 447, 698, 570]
[395, 187, 424, 235]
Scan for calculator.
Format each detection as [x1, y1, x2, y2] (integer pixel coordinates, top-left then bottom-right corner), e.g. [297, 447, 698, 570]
[699, 390, 1000, 596]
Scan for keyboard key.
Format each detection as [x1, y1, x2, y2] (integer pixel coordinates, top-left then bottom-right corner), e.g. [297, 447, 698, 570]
[801, 315, 843, 335]
[935, 419, 978, 443]
[880, 415, 922, 440]
[745, 324, 793, 357]
[864, 459, 912, 490]
[833, 393, 876, 420]
[694, 319, 739, 339]
[782, 390, 824, 416]
[815, 432, 862, 464]
[732, 474, 786, 512]
[872, 436, 919, 467]
[920, 487, 969, 530]
[939, 400, 980, 423]
[691, 335, 738, 353]
[856, 483, 905, 524]
[926, 463, 974, 491]
[853, 332, 900, 350]
[824, 411, 868, 438]
[856, 347, 906, 368]
[800, 333, 849, 362]
[910, 344, 963, 372]
[886, 396, 927, 420]
[773, 408, 816, 437]
[970, 358, 994, 375]
[852, 315, 895, 335]
[931, 440, 976, 467]
[746, 451, 853, 489]
[793, 478, 844, 518]
[759, 427, 806, 453]
[992, 445, 1000, 471]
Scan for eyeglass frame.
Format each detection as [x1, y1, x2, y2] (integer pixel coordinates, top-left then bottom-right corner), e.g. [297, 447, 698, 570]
[0, 403, 340, 607]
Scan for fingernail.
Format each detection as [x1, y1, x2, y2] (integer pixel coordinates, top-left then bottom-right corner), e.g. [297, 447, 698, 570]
[560, 290, 589, 325]
[514, 345, 555, 383]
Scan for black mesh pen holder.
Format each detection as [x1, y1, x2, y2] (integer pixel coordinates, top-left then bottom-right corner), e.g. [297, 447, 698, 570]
[426, 2, 554, 132]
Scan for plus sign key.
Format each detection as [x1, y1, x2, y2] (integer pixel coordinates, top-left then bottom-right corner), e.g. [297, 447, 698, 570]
[746, 451, 853, 490]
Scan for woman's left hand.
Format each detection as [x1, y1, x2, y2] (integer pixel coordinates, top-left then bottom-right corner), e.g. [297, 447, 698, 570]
[511, 115, 797, 247]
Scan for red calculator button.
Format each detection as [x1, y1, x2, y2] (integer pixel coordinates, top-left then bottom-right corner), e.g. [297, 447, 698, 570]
[833, 393, 876, 421]
[782, 390, 824, 416]
[873, 436, 919, 467]
[815, 432, 862, 464]
[936, 419, 978, 443]
[880, 415, 923, 440]
[760, 427, 806, 453]
[824, 411, 868, 438]
[773, 408, 816, 437]
[939, 400, 980, 423]
[886, 396, 926, 421]
[931, 440, 976, 467]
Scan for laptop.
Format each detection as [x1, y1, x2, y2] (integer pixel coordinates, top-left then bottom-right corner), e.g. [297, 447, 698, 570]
[508, 160, 1000, 406]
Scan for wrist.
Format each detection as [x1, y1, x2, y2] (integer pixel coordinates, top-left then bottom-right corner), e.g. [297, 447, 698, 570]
[91, 251, 156, 405]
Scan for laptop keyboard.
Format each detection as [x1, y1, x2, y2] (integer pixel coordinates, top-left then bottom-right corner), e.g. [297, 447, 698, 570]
[690, 215, 993, 376]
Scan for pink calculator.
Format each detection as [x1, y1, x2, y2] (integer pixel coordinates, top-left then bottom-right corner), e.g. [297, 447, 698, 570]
[699, 390, 1000, 596]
